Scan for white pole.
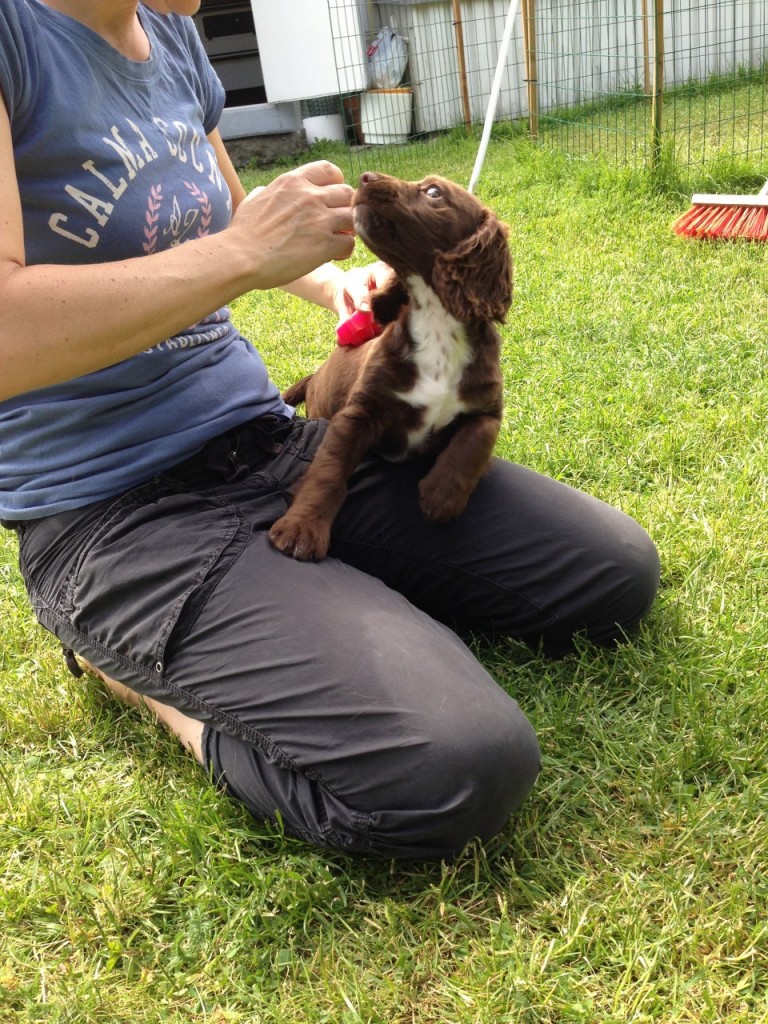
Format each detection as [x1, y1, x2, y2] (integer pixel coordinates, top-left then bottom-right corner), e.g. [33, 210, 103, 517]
[468, 0, 521, 194]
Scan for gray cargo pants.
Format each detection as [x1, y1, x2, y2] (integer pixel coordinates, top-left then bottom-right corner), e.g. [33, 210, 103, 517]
[8, 415, 659, 858]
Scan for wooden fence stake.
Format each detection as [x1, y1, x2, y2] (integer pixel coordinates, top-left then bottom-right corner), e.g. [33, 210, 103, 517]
[641, 0, 650, 97]
[651, 0, 664, 169]
[451, 0, 473, 132]
[522, 0, 539, 141]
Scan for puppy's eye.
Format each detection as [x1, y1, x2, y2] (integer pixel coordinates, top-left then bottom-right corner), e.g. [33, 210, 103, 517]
[424, 184, 442, 199]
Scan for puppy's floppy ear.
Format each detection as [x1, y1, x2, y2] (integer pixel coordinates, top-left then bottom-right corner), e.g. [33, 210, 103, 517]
[370, 275, 409, 324]
[432, 213, 513, 323]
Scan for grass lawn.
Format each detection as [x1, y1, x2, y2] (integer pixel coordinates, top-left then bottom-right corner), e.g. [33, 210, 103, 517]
[1, 136, 767, 1023]
[537, 69, 768, 170]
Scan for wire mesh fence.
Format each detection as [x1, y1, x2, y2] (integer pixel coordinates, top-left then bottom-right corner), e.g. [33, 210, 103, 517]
[326, 0, 768, 177]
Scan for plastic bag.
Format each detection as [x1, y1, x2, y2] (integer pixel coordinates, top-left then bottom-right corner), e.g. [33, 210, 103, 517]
[366, 27, 408, 90]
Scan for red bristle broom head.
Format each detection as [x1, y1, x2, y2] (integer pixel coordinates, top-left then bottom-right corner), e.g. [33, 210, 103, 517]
[673, 180, 768, 241]
[671, 202, 768, 240]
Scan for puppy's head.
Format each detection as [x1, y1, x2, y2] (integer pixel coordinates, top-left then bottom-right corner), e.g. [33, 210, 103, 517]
[353, 172, 512, 323]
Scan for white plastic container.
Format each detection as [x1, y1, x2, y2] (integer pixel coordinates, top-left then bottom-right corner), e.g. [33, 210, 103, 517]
[302, 114, 345, 144]
[360, 88, 413, 144]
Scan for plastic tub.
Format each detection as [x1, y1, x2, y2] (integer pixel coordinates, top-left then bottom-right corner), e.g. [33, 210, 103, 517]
[302, 114, 345, 144]
[360, 88, 413, 144]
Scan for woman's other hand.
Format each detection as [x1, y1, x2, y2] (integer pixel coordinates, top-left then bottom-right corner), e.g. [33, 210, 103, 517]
[332, 260, 395, 320]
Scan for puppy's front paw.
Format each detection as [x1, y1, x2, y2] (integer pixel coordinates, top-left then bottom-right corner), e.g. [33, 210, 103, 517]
[418, 476, 470, 522]
[269, 513, 331, 561]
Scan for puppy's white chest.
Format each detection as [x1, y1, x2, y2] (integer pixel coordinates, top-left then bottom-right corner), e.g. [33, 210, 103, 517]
[397, 276, 471, 447]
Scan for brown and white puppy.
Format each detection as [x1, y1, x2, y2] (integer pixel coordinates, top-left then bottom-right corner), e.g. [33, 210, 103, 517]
[268, 171, 513, 561]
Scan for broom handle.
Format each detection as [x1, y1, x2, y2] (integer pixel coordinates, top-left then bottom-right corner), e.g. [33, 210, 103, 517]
[468, 0, 521, 193]
[691, 179, 768, 207]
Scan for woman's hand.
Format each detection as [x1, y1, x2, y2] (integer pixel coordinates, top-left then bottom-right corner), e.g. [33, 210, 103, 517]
[230, 162, 356, 291]
[332, 260, 395, 320]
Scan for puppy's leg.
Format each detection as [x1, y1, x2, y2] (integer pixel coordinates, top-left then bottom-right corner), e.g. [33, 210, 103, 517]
[418, 414, 501, 522]
[269, 408, 381, 561]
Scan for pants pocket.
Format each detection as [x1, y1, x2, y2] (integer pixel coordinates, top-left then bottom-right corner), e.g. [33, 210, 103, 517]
[23, 485, 255, 684]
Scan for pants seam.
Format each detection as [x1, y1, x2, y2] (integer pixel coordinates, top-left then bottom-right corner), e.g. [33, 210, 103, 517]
[202, 725, 375, 851]
[330, 536, 562, 631]
[36, 595, 314, 776]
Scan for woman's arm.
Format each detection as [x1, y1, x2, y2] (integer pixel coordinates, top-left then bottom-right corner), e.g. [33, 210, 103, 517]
[0, 102, 354, 403]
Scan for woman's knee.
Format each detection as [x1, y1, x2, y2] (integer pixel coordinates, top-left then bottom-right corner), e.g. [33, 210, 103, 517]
[585, 515, 660, 647]
[540, 508, 660, 656]
[207, 685, 541, 860]
[362, 696, 541, 859]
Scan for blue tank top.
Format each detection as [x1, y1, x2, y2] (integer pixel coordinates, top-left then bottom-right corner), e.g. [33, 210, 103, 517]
[0, 0, 289, 519]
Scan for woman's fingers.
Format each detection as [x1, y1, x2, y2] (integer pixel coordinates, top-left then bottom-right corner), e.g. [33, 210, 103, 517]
[232, 163, 358, 287]
[288, 160, 346, 186]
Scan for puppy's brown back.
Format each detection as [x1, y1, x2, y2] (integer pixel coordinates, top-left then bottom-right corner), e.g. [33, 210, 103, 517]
[286, 342, 379, 420]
